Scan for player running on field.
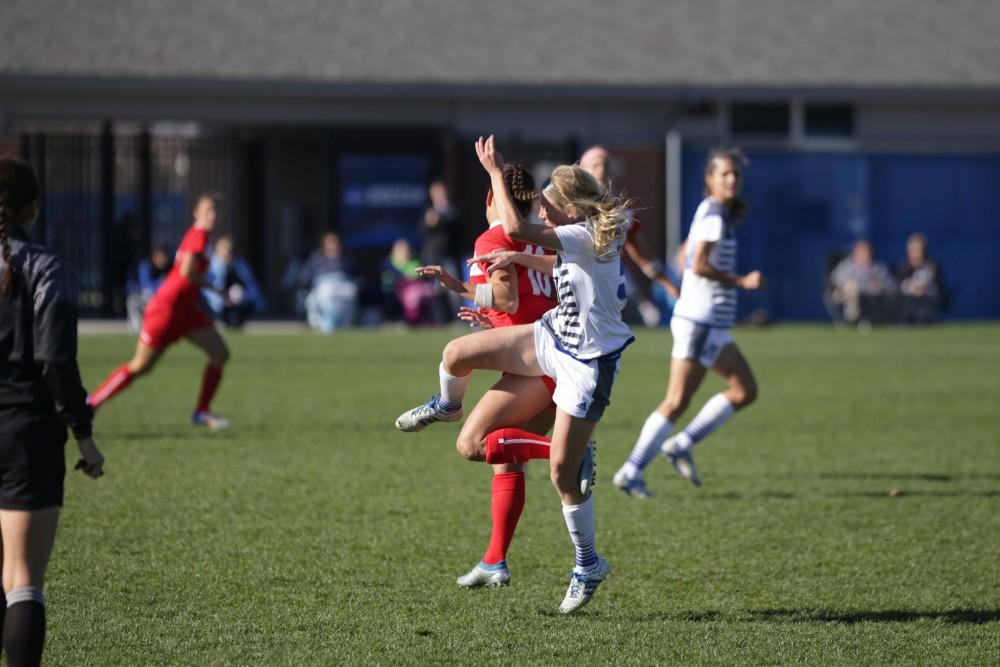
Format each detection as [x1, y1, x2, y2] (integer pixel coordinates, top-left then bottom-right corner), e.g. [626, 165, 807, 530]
[88, 193, 232, 429]
[397, 136, 633, 613]
[613, 148, 763, 495]
[408, 164, 560, 589]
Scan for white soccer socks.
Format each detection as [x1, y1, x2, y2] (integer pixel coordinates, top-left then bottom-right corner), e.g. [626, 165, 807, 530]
[621, 411, 674, 479]
[562, 496, 598, 572]
[438, 362, 472, 413]
[672, 393, 735, 451]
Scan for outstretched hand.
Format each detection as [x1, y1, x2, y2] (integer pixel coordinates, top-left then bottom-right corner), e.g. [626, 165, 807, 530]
[457, 306, 495, 329]
[474, 135, 504, 175]
[467, 249, 519, 276]
[416, 265, 465, 294]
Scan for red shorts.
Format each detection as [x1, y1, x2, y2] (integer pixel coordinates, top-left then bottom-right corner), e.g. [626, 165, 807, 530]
[140, 297, 213, 350]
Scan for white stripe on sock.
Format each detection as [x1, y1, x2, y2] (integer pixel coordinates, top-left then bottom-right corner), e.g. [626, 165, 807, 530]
[91, 369, 128, 404]
[6, 586, 45, 607]
[562, 496, 598, 570]
[499, 437, 551, 447]
[438, 362, 472, 411]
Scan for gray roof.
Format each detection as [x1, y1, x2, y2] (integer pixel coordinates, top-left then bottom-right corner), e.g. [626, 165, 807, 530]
[4, 0, 1000, 91]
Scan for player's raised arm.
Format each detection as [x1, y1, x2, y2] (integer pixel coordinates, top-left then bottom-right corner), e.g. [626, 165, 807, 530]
[475, 136, 562, 251]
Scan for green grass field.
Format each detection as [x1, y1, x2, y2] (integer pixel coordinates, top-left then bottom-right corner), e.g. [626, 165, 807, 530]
[44, 325, 1000, 665]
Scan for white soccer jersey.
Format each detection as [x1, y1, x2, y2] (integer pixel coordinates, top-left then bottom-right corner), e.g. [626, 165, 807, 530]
[673, 198, 738, 328]
[541, 221, 634, 360]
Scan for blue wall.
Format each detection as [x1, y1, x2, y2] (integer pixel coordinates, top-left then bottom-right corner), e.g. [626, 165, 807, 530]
[680, 150, 1000, 320]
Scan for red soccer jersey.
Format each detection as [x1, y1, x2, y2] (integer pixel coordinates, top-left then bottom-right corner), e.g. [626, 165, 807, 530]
[470, 224, 557, 328]
[152, 226, 210, 307]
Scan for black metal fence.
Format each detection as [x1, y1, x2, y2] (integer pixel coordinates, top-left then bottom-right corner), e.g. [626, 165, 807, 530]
[20, 129, 245, 317]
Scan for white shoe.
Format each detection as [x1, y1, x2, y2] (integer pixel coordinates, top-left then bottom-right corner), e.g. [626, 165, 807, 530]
[662, 437, 701, 487]
[456, 561, 511, 588]
[612, 469, 652, 499]
[395, 395, 463, 432]
[192, 411, 230, 431]
[578, 440, 597, 496]
[559, 557, 611, 614]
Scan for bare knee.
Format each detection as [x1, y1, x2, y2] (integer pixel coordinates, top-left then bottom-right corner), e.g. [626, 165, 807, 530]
[442, 339, 467, 374]
[212, 345, 231, 368]
[728, 382, 758, 409]
[659, 395, 690, 421]
[455, 433, 486, 462]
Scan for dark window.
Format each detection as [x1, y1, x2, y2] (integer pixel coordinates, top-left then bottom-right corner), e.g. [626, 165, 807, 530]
[804, 104, 855, 137]
[730, 103, 789, 135]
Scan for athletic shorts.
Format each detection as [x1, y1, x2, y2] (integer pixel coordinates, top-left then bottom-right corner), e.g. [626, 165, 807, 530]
[670, 316, 734, 368]
[0, 407, 67, 510]
[140, 297, 214, 350]
[533, 321, 622, 421]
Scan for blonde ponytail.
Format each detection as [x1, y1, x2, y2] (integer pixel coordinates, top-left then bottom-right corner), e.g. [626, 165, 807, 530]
[543, 165, 630, 260]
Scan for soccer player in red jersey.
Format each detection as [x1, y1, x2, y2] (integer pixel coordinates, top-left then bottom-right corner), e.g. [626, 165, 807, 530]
[89, 193, 232, 429]
[403, 164, 560, 588]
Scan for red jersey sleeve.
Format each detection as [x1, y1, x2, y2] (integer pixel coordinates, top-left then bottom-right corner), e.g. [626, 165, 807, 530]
[471, 227, 520, 283]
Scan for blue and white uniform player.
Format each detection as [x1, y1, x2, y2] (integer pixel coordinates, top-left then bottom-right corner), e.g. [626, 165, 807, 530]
[613, 148, 765, 495]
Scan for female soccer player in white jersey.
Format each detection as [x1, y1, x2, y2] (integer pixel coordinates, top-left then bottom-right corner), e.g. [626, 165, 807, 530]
[613, 148, 763, 496]
[396, 136, 633, 613]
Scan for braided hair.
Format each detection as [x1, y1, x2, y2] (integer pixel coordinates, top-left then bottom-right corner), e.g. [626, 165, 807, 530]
[498, 163, 538, 217]
[0, 158, 42, 300]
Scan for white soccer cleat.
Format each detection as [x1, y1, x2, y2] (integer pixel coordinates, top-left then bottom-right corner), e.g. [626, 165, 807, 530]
[395, 395, 463, 433]
[192, 411, 230, 431]
[578, 440, 597, 496]
[456, 561, 511, 588]
[559, 557, 611, 614]
[662, 437, 702, 487]
[612, 469, 653, 499]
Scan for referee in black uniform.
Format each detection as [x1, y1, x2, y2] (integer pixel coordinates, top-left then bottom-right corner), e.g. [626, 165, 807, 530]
[0, 157, 103, 667]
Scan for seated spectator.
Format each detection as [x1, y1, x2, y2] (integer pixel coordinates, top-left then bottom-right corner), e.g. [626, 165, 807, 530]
[830, 240, 897, 325]
[298, 232, 358, 333]
[125, 246, 171, 332]
[381, 238, 436, 326]
[204, 235, 266, 328]
[895, 233, 944, 323]
[421, 180, 462, 322]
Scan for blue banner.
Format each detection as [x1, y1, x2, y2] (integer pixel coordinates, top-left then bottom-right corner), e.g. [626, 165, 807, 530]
[681, 150, 1000, 320]
[338, 155, 430, 249]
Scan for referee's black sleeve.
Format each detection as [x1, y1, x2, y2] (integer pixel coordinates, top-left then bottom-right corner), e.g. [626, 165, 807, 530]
[32, 257, 93, 440]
